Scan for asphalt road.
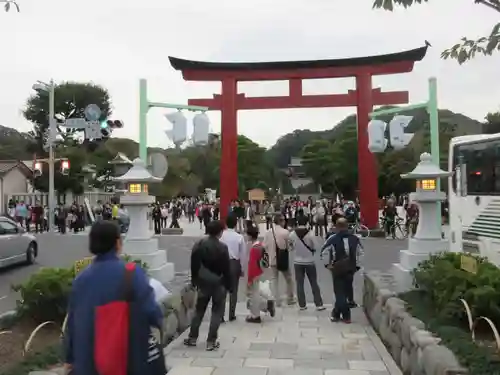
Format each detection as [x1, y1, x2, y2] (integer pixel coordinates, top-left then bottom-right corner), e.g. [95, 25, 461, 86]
[0, 219, 406, 314]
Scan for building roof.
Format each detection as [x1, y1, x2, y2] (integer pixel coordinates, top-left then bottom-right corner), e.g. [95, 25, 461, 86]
[108, 152, 133, 165]
[169, 45, 429, 72]
[0, 160, 32, 178]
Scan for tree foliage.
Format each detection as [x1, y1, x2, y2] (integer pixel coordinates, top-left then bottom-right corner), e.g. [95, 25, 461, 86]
[23, 82, 112, 155]
[23, 82, 112, 194]
[372, 0, 500, 63]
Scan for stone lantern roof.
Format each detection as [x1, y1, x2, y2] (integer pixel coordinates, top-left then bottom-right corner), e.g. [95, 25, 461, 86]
[113, 158, 162, 183]
[401, 152, 451, 180]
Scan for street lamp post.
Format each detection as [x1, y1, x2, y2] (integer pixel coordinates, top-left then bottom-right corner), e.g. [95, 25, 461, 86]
[33, 80, 56, 232]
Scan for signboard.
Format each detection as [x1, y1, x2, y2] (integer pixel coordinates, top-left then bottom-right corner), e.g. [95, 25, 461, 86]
[461, 254, 478, 274]
[248, 188, 265, 201]
[74, 257, 94, 275]
[64, 118, 88, 129]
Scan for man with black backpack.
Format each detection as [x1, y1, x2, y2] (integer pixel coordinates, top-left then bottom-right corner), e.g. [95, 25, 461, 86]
[184, 220, 231, 351]
[289, 216, 326, 311]
[320, 218, 363, 324]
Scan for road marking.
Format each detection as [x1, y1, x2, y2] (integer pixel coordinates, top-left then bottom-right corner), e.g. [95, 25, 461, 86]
[0, 295, 8, 301]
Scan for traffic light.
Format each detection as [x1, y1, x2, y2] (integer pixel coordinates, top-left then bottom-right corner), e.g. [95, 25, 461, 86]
[100, 120, 123, 138]
[100, 120, 111, 137]
[33, 162, 42, 177]
[367, 119, 388, 153]
[388, 115, 414, 150]
[61, 160, 70, 175]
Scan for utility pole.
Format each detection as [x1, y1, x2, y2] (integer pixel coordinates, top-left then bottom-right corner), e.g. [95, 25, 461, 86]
[48, 80, 55, 232]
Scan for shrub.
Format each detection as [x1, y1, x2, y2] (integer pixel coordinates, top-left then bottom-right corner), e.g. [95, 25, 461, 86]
[122, 254, 149, 272]
[402, 290, 500, 375]
[413, 252, 500, 324]
[12, 267, 74, 324]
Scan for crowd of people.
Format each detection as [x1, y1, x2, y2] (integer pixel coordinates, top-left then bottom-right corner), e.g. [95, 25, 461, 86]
[184, 208, 364, 350]
[54, 192, 437, 374]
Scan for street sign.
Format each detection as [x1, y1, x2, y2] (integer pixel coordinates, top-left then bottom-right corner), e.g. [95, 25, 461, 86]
[84, 120, 102, 139]
[84, 104, 101, 121]
[64, 118, 88, 128]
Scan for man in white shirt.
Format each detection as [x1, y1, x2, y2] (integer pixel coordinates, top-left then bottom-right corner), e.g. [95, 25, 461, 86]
[219, 215, 246, 321]
[263, 214, 296, 306]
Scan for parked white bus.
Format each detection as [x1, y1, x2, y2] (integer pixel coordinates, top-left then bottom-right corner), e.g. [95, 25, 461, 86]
[449, 133, 500, 265]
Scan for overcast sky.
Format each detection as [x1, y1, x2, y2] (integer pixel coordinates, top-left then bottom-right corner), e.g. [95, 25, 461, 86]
[1, 0, 498, 149]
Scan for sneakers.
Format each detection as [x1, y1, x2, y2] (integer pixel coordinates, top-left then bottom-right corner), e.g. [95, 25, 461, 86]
[183, 338, 197, 347]
[246, 316, 262, 323]
[206, 341, 221, 351]
[299, 305, 325, 311]
[184, 338, 221, 351]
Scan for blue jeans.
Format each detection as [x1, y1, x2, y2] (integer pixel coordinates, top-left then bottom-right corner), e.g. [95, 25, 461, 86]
[332, 272, 350, 321]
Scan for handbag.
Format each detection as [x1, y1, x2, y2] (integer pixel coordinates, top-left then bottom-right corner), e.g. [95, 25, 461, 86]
[272, 225, 289, 272]
[197, 240, 223, 285]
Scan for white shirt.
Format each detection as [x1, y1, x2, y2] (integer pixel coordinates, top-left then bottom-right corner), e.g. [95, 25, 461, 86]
[220, 228, 246, 261]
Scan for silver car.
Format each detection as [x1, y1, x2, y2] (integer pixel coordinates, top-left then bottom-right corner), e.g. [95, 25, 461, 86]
[0, 216, 38, 268]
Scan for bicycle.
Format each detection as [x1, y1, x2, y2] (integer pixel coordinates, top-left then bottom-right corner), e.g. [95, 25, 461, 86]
[348, 221, 370, 238]
[380, 216, 407, 240]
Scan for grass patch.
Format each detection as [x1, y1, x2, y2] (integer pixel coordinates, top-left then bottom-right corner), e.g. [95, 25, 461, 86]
[2, 344, 62, 375]
[401, 290, 500, 375]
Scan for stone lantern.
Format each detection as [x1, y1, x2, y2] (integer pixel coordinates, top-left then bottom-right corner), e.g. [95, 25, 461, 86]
[392, 152, 451, 293]
[114, 158, 174, 283]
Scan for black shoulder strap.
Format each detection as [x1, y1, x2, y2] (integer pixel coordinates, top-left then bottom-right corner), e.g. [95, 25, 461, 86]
[297, 233, 315, 253]
[121, 263, 136, 302]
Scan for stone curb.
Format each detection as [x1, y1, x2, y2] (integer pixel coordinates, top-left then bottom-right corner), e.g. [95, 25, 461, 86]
[362, 271, 468, 375]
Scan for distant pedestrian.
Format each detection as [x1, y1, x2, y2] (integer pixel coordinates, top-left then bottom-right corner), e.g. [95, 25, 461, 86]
[219, 215, 246, 322]
[185, 220, 231, 351]
[289, 216, 326, 311]
[321, 218, 363, 323]
[246, 224, 274, 323]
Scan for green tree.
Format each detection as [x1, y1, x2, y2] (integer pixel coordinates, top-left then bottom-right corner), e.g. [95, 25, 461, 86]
[2, 0, 19, 11]
[372, 0, 500, 63]
[24, 82, 112, 194]
[300, 139, 337, 192]
[484, 111, 500, 133]
[23, 82, 112, 154]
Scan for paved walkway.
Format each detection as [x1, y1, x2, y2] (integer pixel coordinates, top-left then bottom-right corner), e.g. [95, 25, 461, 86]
[165, 302, 401, 375]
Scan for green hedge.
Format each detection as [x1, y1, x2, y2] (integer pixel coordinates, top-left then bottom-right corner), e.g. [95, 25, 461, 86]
[401, 252, 500, 375]
[413, 252, 500, 324]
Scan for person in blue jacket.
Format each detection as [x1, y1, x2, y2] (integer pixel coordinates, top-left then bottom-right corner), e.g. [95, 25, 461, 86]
[64, 220, 163, 375]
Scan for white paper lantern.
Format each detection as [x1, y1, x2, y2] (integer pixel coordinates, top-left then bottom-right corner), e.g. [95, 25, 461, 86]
[165, 111, 187, 145]
[193, 112, 210, 145]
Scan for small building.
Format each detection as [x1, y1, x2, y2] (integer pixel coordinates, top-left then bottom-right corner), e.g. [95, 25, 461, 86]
[109, 152, 133, 192]
[0, 161, 33, 211]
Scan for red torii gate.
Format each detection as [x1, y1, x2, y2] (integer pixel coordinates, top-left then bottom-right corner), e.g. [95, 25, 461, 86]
[169, 45, 428, 228]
